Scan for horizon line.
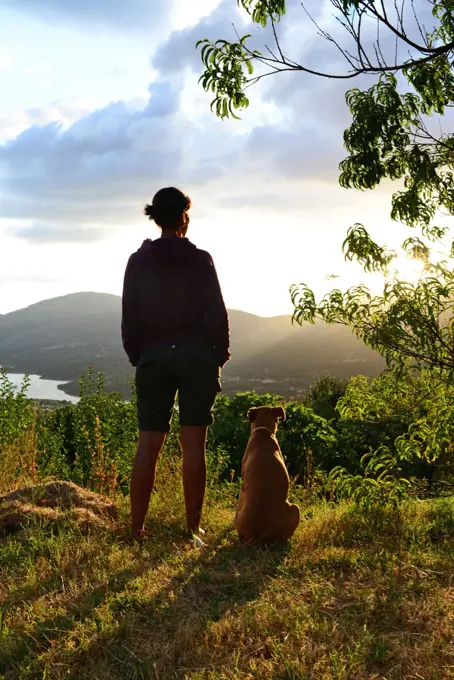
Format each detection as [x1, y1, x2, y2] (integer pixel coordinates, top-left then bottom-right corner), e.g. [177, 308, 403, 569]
[1, 290, 295, 320]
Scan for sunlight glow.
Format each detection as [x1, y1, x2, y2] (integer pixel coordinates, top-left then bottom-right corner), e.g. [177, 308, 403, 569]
[388, 256, 427, 285]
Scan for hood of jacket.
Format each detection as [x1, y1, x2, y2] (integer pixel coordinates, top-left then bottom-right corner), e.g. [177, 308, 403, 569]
[137, 237, 198, 259]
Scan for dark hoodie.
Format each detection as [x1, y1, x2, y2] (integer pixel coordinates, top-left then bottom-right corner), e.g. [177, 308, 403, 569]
[121, 238, 230, 367]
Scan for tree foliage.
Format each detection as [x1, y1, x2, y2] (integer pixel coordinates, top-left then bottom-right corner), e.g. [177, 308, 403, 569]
[1, 368, 451, 509]
[0, 369, 33, 446]
[238, 0, 286, 26]
[199, 1, 454, 507]
[210, 391, 340, 479]
[199, 2, 454, 112]
[330, 369, 454, 508]
[198, 1, 454, 231]
[292, 239, 454, 378]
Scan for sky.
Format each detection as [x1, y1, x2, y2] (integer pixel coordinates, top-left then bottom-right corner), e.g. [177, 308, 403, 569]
[0, 0, 431, 317]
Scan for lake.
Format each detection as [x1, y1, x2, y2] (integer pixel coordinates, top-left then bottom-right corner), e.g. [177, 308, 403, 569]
[7, 373, 79, 403]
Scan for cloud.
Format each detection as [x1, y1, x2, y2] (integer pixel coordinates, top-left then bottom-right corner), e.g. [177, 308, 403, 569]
[0, 273, 63, 283]
[151, 0, 353, 183]
[0, 100, 91, 143]
[0, 81, 184, 193]
[0, 78, 208, 241]
[153, 1, 341, 81]
[0, 48, 14, 72]
[12, 224, 107, 244]
[1, 0, 169, 31]
[152, 0, 244, 75]
[244, 120, 342, 181]
[217, 190, 318, 212]
[0, 78, 347, 242]
[2, 0, 418, 241]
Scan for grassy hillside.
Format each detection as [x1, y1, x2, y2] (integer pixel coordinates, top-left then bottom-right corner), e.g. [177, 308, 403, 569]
[0, 293, 126, 381]
[0, 293, 384, 398]
[1, 477, 453, 679]
[226, 323, 385, 392]
[0, 366, 452, 678]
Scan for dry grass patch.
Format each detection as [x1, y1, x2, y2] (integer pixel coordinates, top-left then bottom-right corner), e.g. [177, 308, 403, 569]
[0, 421, 39, 494]
[0, 481, 118, 518]
[0, 481, 118, 537]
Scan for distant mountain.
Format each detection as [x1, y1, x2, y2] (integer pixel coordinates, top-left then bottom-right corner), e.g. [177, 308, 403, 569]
[0, 292, 385, 398]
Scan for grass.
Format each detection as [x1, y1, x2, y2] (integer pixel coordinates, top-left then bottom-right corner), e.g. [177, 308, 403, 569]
[0, 461, 453, 680]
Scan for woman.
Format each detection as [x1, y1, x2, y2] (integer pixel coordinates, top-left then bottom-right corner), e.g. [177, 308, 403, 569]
[122, 187, 230, 542]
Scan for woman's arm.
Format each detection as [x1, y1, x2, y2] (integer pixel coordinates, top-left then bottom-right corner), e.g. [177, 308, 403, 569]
[121, 255, 140, 367]
[203, 256, 231, 367]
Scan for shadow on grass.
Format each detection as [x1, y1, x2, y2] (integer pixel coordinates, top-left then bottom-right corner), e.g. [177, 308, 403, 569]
[2, 519, 292, 679]
[68, 532, 292, 678]
[66, 533, 454, 680]
[4, 503, 453, 679]
[0, 517, 188, 674]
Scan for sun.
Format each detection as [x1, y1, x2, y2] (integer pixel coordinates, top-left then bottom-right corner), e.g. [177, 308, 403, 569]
[388, 256, 427, 285]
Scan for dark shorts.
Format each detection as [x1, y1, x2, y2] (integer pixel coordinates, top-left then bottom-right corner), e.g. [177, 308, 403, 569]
[135, 341, 222, 432]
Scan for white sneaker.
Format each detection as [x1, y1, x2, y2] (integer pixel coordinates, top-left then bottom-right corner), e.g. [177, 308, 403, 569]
[193, 534, 207, 548]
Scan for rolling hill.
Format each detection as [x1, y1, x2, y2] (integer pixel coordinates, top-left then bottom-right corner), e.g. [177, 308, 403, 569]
[0, 292, 385, 398]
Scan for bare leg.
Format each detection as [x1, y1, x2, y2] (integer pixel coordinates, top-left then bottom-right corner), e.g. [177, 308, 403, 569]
[130, 430, 166, 540]
[180, 425, 207, 535]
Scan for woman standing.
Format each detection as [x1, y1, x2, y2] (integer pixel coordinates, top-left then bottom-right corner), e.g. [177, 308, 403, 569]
[122, 187, 230, 542]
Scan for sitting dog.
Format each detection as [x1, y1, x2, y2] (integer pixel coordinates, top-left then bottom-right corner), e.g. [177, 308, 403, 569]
[235, 406, 300, 544]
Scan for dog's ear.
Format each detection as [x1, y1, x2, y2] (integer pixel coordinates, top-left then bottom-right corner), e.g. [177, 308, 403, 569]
[248, 408, 258, 423]
[274, 406, 286, 422]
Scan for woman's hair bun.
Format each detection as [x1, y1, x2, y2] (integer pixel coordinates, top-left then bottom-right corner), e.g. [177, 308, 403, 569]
[144, 188, 191, 226]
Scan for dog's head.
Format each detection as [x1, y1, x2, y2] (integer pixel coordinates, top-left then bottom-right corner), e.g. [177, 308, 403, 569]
[247, 406, 286, 434]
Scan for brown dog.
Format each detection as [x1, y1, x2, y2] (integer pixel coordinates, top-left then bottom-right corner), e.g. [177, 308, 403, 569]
[234, 406, 300, 544]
